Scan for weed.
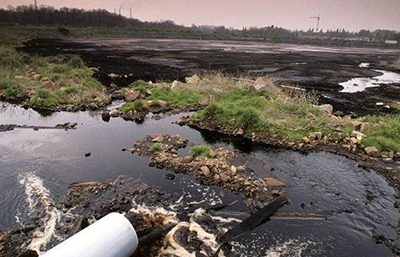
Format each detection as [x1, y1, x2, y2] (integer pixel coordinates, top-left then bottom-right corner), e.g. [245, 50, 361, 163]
[150, 143, 163, 153]
[190, 145, 211, 157]
[120, 99, 148, 113]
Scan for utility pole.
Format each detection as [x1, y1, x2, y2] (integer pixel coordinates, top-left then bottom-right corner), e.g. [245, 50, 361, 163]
[130, 8, 132, 19]
[34, 0, 38, 9]
[309, 14, 320, 32]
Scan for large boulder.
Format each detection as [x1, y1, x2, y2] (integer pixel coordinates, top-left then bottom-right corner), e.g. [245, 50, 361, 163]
[318, 104, 333, 115]
[125, 90, 140, 102]
[249, 77, 280, 93]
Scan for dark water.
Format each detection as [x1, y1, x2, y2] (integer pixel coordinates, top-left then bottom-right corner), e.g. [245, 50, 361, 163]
[0, 101, 398, 256]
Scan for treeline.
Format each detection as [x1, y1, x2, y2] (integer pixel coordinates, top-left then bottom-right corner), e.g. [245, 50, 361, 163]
[1, 5, 399, 44]
[0, 5, 187, 30]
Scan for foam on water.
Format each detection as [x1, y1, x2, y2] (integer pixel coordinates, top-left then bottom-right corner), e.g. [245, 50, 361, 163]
[18, 173, 64, 253]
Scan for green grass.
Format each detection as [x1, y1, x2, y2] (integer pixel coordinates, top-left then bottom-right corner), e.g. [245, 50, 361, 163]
[148, 86, 203, 106]
[150, 143, 163, 153]
[190, 145, 211, 157]
[120, 99, 148, 113]
[0, 45, 108, 107]
[194, 88, 340, 138]
[361, 115, 400, 152]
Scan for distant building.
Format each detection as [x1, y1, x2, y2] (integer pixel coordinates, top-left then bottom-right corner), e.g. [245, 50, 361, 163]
[385, 40, 398, 45]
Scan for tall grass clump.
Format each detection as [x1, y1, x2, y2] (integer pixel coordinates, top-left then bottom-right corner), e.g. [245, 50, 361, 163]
[190, 145, 211, 157]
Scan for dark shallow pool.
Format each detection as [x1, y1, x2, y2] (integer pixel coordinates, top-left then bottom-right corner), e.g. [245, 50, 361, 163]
[0, 101, 398, 256]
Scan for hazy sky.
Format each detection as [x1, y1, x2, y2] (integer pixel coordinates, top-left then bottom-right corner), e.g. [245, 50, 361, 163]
[1, 0, 400, 31]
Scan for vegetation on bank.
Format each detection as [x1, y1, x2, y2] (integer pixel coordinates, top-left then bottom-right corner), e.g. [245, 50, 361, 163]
[193, 86, 346, 140]
[361, 115, 400, 152]
[0, 46, 108, 107]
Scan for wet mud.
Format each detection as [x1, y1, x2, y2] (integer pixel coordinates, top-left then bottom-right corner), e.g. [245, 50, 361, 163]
[20, 38, 400, 116]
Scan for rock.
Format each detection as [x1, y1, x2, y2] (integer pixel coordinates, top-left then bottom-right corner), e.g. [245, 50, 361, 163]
[213, 174, 220, 181]
[271, 190, 281, 196]
[185, 74, 200, 84]
[350, 137, 358, 145]
[333, 111, 344, 117]
[249, 77, 280, 93]
[235, 128, 244, 135]
[201, 166, 210, 176]
[265, 178, 286, 187]
[124, 148, 136, 153]
[303, 137, 310, 144]
[350, 121, 362, 128]
[164, 173, 176, 180]
[230, 166, 237, 175]
[18, 250, 39, 257]
[32, 74, 41, 81]
[236, 166, 246, 173]
[309, 132, 323, 141]
[125, 90, 140, 102]
[359, 122, 371, 133]
[220, 174, 230, 182]
[182, 156, 193, 163]
[152, 135, 165, 143]
[364, 146, 379, 157]
[351, 130, 367, 139]
[109, 109, 120, 117]
[102, 110, 110, 121]
[85, 153, 91, 157]
[28, 89, 36, 97]
[158, 100, 168, 107]
[318, 104, 333, 115]
[171, 80, 180, 90]
[209, 150, 217, 158]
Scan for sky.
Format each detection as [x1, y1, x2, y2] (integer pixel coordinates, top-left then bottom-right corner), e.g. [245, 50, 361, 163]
[1, 0, 400, 32]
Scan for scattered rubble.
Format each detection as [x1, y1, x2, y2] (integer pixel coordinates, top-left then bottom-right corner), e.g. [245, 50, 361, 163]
[125, 133, 286, 211]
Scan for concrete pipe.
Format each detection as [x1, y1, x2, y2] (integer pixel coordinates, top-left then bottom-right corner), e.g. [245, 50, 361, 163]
[41, 213, 138, 257]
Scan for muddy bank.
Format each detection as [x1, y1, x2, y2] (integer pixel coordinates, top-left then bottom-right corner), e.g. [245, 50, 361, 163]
[19, 38, 400, 116]
[178, 115, 400, 192]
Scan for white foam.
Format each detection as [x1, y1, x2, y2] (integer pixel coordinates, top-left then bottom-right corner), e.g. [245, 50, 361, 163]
[19, 173, 63, 253]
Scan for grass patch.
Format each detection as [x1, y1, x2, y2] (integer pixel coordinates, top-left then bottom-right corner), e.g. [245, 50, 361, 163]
[361, 115, 400, 152]
[150, 143, 163, 153]
[148, 86, 203, 106]
[195, 88, 346, 139]
[0, 46, 108, 107]
[120, 99, 148, 113]
[190, 145, 211, 157]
